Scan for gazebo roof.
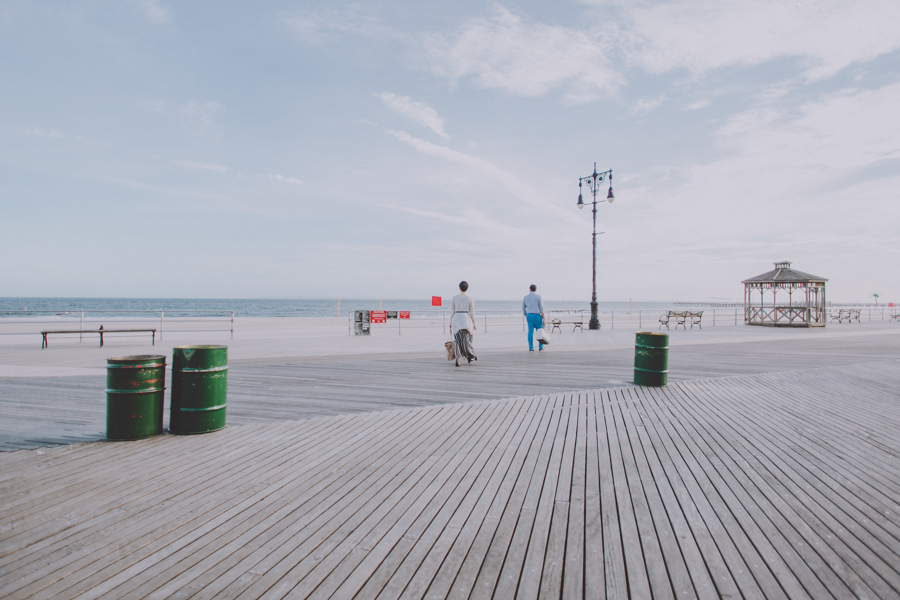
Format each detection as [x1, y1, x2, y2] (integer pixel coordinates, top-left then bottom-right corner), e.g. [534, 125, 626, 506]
[742, 261, 828, 284]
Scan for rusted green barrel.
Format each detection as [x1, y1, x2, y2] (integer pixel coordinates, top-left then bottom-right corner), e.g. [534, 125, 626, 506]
[634, 332, 668, 387]
[170, 345, 228, 435]
[106, 355, 166, 440]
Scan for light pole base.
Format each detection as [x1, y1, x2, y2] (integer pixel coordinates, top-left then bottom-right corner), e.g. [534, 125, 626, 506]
[589, 301, 600, 330]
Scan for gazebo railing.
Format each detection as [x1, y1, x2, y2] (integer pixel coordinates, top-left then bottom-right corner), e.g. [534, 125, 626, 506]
[744, 305, 827, 326]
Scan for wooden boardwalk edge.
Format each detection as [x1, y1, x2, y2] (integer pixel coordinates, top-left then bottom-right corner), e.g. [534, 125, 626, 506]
[1, 360, 899, 599]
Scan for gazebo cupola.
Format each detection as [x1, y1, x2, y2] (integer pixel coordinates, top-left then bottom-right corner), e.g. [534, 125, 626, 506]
[742, 261, 828, 327]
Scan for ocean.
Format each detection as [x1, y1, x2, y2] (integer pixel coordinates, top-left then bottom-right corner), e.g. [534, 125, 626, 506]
[0, 297, 676, 318]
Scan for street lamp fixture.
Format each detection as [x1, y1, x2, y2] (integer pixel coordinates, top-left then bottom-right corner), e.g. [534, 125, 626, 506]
[577, 163, 614, 330]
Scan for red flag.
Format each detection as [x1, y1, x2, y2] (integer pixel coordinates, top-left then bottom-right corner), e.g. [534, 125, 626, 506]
[431, 296, 442, 306]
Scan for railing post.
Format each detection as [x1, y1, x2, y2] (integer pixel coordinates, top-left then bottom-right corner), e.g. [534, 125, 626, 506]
[161, 311, 164, 341]
[713, 309, 716, 326]
[230, 311, 234, 339]
[639, 309, 642, 328]
[80, 311, 84, 342]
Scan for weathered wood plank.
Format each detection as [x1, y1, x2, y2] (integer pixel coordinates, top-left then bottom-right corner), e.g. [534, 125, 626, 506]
[1, 360, 899, 600]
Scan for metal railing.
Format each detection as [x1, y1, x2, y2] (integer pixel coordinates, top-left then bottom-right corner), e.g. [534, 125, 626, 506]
[348, 307, 751, 335]
[0, 310, 235, 341]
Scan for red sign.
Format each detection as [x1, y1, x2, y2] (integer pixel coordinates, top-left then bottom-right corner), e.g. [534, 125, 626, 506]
[890, 302, 895, 307]
[371, 311, 387, 323]
[399, 311, 410, 319]
[431, 296, 442, 306]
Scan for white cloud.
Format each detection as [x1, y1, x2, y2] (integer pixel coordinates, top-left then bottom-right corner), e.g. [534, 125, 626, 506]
[379, 204, 525, 238]
[422, 2, 900, 102]
[284, 8, 406, 45]
[268, 173, 304, 186]
[716, 81, 900, 172]
[142, 100, 167, 113]
[609, 0, 900, 80]
[386, 129, 583, 226]
[377, 93, 449, 138]
[142, 100, 221, 130]
[26, 127, 63, 138]
[423, 7, 623, 102]
[178, 101, 220, 128]
[132, 0, 169, 25]
[685, 99, 709, 110]
[631, 80, 900, 257]
[630, 94, 666, 115]
[170, 160, 228, 173]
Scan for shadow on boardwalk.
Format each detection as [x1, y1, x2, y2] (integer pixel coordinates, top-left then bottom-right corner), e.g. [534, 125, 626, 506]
[3, 330, 900, 451]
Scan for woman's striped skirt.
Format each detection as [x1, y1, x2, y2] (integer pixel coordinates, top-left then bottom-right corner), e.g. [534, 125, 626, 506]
[453, 329, 477, 364]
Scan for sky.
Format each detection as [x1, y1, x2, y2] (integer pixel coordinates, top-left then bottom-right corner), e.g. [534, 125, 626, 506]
[2, 0, 899, 303]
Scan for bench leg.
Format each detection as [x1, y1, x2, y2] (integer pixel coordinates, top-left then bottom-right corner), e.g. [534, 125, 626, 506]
[42, 334, 47, 349]
[153, 331, 156, 345]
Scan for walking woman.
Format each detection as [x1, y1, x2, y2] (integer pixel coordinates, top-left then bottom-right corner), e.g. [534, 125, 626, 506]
[450, 281, 477, 367]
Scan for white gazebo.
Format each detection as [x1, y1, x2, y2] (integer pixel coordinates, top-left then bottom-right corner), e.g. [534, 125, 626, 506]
[743, 261, 828, 327]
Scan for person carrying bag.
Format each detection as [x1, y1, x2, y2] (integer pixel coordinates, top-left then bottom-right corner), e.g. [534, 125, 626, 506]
[523, 284, 549, 351]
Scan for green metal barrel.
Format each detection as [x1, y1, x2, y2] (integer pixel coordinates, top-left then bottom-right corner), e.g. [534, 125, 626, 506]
[634, 332, 669, 387]
[170, 345, 228, 435]
[106, 355, 166, 440]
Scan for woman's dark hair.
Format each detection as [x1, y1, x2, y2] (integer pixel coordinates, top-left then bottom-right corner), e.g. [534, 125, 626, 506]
[530, 284, 537, 292]
[459, 281, 469, 291]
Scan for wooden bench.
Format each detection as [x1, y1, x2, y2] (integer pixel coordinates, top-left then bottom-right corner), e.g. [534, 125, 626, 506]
[550, 319, 585, 332]
[891, 313, 900, 321]
[689, 311, 704, 329]
[41, 327, 157, 348]
[830, 309, 861, 323]
[659, 311, 702, 330]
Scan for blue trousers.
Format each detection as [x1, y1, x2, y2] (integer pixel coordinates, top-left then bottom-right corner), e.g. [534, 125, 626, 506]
[526, 313, 544, 350]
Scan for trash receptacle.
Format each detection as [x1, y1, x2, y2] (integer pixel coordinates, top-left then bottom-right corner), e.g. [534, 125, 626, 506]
[106, 355, 166, 440]
[170, 345, 228, 435]
[634, 332, 668, 387]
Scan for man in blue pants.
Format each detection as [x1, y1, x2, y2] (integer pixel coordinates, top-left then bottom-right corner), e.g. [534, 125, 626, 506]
[522, 284, 548, 351]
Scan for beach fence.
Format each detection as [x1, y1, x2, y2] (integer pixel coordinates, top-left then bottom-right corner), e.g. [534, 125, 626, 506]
[348, 305, 895, 336]
[0, 310, 234, 345]
[349, 307, 754, 335]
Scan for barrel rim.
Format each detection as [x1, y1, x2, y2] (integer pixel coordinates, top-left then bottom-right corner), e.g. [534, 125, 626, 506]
[173, 345, 228, 350]
[107, 354, 167, 363]
[635, 331, 668, 337]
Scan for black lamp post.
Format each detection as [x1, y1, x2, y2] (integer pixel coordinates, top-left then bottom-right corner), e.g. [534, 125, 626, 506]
[577, 163, 614, 330]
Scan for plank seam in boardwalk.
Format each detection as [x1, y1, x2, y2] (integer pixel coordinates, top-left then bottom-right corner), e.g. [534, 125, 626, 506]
[1, 360, 898, 599]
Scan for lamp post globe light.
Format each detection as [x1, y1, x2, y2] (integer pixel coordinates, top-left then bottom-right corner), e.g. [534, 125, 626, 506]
[577, 163, 614, 330]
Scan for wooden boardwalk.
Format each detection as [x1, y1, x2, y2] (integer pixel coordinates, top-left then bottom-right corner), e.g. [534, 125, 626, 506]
[1, 361, 899, 599]
[3, 331, 900, 451]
